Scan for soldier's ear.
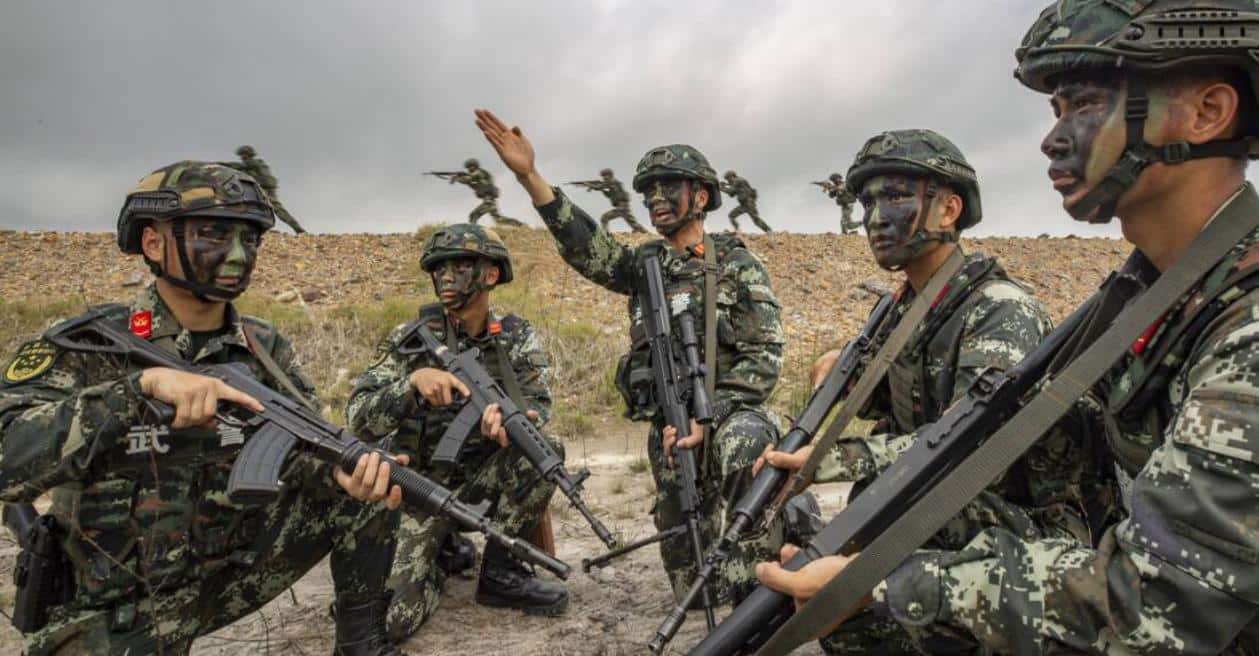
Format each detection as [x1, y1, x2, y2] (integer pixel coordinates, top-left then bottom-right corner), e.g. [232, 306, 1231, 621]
[935, 189, 963, 232]
[141, 223, 165, 263]
[693, 184, 709, 210]
[483, 263, 501, 287]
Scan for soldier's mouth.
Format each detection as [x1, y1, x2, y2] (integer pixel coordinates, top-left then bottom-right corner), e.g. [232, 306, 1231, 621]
[651, 205, 674, 222]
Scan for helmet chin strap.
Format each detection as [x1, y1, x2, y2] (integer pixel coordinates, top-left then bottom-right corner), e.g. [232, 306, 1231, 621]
[1069, 76, 1257, 224]
[654, 185, 704, 237]
[881, 180, 957, 272]
[153, 217, 246, 302]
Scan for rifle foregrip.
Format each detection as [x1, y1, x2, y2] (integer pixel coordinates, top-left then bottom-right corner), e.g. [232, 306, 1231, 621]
[227, 424, 299, 503]
[686, 570, 798, 656]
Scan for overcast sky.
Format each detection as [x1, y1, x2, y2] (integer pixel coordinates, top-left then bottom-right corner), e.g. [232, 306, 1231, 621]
[3, 1, 1140, 237]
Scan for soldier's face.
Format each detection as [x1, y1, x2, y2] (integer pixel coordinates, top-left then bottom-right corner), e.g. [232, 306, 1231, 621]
[431, 257, 482, 310]
[860, 175, 931, 270]
[1042, 75, 1130, 221]
[642, 178, 692, 234]
[178, 218, 261, 297]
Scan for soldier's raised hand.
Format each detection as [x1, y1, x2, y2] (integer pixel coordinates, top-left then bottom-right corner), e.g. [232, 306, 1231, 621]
[408, 367, 470, 407]
[138, 367, 263, 429]
[474, 108, 555, 206]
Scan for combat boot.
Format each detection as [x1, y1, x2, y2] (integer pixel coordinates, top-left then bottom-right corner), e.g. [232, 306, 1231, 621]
[333, 593, 403, 656]
[474, 540, 568, 616]
[437, 531, 478, 577]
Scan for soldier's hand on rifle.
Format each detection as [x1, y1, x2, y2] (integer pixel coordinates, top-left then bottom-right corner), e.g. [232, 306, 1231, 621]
[474, 108, 555, 206]
[756, 543, 870, 635]
[661, 419, 703, 468]
[810, 349, 843, 388]
[480, 402, 540, 449]
[408, 367, 470, 407]
[753, 443, 814, 476]
[335, 450, 411, 510]
[138, 367, 263, 429]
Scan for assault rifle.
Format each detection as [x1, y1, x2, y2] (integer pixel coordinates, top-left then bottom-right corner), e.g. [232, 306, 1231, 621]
[686, 293, 1095, 655]
[564, 180, 604, 191]
[648, 292, 894, 653]
[41, 309, 570, 581]
[395, 323, 618, 549]
[424, 171, 464, 182]
[810, 181, 833, 188]
[583, 253, 717, 629]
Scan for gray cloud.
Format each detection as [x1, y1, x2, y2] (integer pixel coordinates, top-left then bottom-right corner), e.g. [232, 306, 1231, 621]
[1, 0, 1199, 238]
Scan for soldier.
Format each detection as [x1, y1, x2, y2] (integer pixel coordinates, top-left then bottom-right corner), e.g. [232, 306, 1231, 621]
[720, 170, 772, 233]
[474, 109, 787, 605]
[0, 161, 403, 655]
[346, 223, 567, 641]
[817, 173, 861, 234]
[574, 168, 648, 233]
[758, 130, 1101, 653]
[452, 158, 524, 228]
[228, 145, 306, 234]
[758, 2, 1259, 653]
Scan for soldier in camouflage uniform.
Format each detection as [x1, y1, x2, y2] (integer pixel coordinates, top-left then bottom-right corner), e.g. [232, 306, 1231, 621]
[451, 158, 524, 228]
[0, 161, 403, 655]
[346, 223, 567, 641]
[818, 173, 861, 235]
[581, 168, 647, 233]
[759, 2, 1259, 653]
[474, 108, 789, 605]
[228, 145, 306, 233]
[761, 129, 1101, 654]
[720, 170, 772, 233]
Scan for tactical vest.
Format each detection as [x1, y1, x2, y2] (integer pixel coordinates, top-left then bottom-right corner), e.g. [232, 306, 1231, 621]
[882, 255, 1012, 431]
[50, 304, 299, 611]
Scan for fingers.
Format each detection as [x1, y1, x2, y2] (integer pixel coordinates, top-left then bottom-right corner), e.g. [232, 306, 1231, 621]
[780, 543, 802, 562]
[755, 560, 805, 598]
[371, 459, 391, 500]
[525, 409, 539, 420]
[448, 373, 470, 400]
[386, 483, 403, 511]
[677, 433, 704, 449]
[764, 446, 811, 472]
[215, 380, 263, 412]
[753, 443, 773, 476]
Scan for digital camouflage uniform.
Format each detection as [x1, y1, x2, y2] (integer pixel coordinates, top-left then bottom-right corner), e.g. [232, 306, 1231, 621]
[228, 146, 306, 233]
[720, 172, 772, 233]
[0, 285, 398, 655]
[534, 145, 785, 603]
[594, 173, 648, 233]
[828, 175, 861, 235]
[455, 163, 524, 228]
[868, 3, 1259, 653]
[346, 305, 560, 639]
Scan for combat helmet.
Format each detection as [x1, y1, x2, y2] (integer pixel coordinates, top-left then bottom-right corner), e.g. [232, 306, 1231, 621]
[724, 170, 737, 179]
[829, 173, 843, 182]
[631, 144, 722, 211]
[847, 129, 982, 231]
[600, 168, 614, 177]
[236, 145, 256, 158]
[117, 160, 275, 255]
[1015, 0, 1259, 222]
[464, 158, 480, 169]
[420, 223, 513, 284]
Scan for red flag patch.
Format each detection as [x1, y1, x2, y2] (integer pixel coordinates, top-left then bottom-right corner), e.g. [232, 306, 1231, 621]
[130, 311, 153, 339]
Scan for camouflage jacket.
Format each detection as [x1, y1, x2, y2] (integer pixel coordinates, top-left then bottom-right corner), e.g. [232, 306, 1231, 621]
[722, 176, 757, 204]
[345, 303, 552, 472]
[536, 190, 783, 426]
[877, 187, 1259, 654]
[830, 184, 856, 207]
[456, 169, 498, 200]
[0, 284, 318, 608]
[228, 158, 278, 192]
[602, 177, 630, 207]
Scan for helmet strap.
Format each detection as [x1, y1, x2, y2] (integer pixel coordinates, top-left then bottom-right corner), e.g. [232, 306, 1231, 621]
[154, 217, 245, 302]
[1069, 76, 1257, 224]
[883, 180, 955, 272]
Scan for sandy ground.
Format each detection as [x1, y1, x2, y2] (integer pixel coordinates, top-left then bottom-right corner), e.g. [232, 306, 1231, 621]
[0, 429, 845, 655]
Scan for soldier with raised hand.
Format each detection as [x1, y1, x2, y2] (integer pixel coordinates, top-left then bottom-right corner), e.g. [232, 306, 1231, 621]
[474, 108, 787, 605]
[228, 145, 306, 234]
[720, 170, 772, 233]
[757, 130, 1101, 653]
[590, 168, 648, 233]
[452, 158, 524, 228]
[0, 161, 404, 655]
[346, 223, 567, 641]
[759, 2, 1259, 653]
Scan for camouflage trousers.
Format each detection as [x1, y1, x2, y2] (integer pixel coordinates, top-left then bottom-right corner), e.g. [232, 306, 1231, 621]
[599, 204, 647, 233]
[268, 196, 306, 233]
[648, 409, 783, 605]
[25, 460, 398, 656]
[728, 203, 772, 233]
[840, 207, 860, 235]
[385, 438, 561, 641]
[469, 199, 524, 227]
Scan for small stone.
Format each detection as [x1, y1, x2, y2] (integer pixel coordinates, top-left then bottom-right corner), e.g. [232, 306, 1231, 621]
[858, 279, 893, 297]
[121, 273, 145, 287]
[300, 287, 325, 303]
[275, 290, 298, 303]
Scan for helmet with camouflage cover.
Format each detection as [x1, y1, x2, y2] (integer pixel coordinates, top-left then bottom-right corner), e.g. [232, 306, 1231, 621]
[847, 129, 982, 231]
[631, 144, 722, 211]
[829, 172, 843, 183]
[724, 170, 737, 180]
[117, 160, 275, 254]
[600, 168, 614, 177]
[1015, 0, 1259, 222]
[236, 145, 256, 158]
[420, 223, 513, 284]
[464, 158, 480, 170]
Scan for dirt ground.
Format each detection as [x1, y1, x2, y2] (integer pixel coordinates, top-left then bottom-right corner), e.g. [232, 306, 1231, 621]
[0, 429, 844, 655]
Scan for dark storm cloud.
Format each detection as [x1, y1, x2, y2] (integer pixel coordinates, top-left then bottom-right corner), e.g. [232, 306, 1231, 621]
[1, 1, 1124, 236]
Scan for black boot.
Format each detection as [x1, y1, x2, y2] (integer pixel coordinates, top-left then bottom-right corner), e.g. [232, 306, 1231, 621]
[436, 532, 478, 577]
[475, 540, 568, 616]
[333, 593, 403, 656]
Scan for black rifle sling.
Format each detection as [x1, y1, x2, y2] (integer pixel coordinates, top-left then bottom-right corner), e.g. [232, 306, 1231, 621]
[790, 247, 964, 493]
[758, 185, 1259, 655]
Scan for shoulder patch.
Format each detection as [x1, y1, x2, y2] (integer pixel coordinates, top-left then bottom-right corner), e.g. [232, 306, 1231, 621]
[4, 340, 57, 384]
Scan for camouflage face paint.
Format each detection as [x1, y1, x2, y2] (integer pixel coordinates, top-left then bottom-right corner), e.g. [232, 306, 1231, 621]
[1043, 77, 1126, 220]
[641, 178, 693, 236]
[181, 218, 260, 298]
[430, 257, 482, 311]
[860, 174, 932, 270]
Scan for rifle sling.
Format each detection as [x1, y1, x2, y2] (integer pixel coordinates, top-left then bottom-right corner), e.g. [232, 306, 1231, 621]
[757, 184, 1259, 655]
[241, 324, 319, 414]
[703, 234, 717, 470]
[792, 247, 964, 491]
